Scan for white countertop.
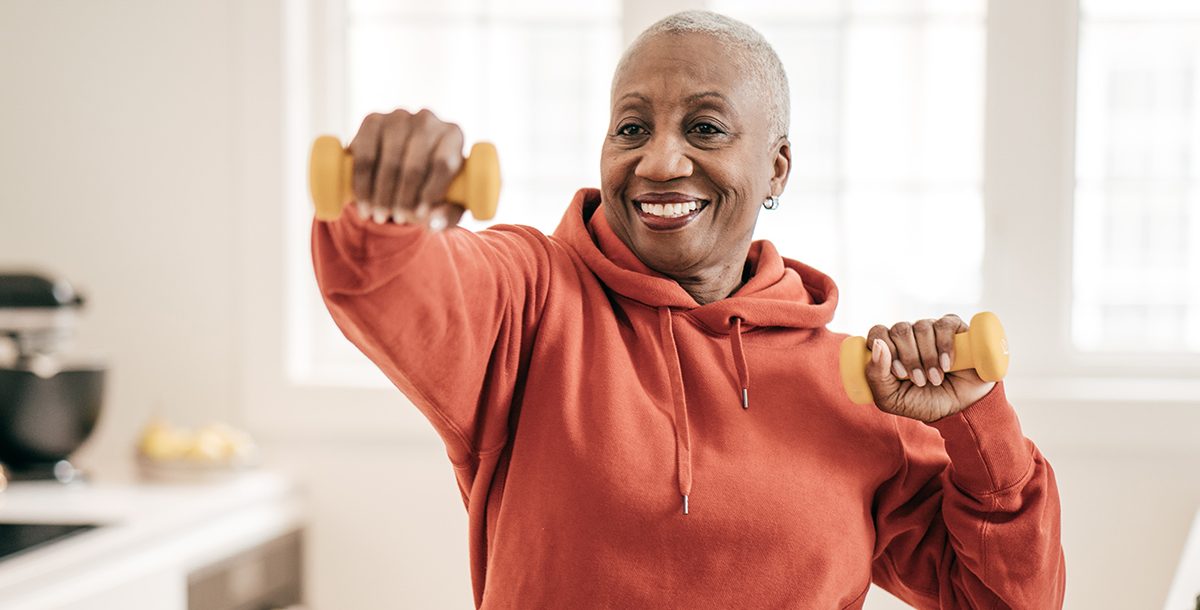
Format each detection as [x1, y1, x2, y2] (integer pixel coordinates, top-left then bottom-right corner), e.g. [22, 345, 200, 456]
[0, 465, 306, 610]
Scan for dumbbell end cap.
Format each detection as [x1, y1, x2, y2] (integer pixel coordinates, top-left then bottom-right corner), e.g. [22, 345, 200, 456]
[464, 142, 501, 221]
[310, 135, 350, 221]
[840, 335, 876, 405]
[968, 311, 1010, 382]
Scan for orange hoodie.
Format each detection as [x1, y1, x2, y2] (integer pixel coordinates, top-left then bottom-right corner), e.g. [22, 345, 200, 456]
[312, 188, 1066, 609]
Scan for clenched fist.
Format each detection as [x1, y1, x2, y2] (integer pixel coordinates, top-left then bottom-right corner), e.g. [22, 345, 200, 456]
[349, 108, 466, 231]
[864, 314, 996, 423]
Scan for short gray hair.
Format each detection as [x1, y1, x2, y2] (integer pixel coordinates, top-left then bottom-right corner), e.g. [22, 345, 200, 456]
[615, 10, 790, 140]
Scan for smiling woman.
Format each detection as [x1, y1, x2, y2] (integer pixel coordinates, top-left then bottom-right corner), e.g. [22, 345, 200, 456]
[600, 16, 791, 305]
[310, 10, 1065, 609]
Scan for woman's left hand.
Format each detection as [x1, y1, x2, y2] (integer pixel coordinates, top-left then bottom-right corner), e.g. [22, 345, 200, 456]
[864, 314, 996, 423]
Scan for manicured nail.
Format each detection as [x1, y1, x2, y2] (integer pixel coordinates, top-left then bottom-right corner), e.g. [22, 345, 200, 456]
[415, 201, 431, 222]
[911, 368, 926, 387]
[928, 367, 943, 386]
[940, 353, 951, 372]
[372, 208, 388, 224]
[892, 361, 907, 379]
[356, 201, 370, 219]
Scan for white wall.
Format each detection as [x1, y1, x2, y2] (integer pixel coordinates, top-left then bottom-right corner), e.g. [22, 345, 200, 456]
[1, 2, 1198, 609]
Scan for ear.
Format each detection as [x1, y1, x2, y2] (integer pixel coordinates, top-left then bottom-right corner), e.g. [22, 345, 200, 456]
[769, 136, 791, 196]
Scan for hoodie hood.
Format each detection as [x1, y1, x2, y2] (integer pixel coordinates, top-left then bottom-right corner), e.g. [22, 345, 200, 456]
[553, 188, 840, 515]
[553, 189, 838, 333]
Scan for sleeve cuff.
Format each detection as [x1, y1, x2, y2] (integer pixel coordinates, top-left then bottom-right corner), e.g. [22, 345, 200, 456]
[927, 381, 1033, 494]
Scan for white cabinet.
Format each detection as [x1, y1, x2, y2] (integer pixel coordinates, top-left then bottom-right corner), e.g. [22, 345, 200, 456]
[0, 471, 306, 610]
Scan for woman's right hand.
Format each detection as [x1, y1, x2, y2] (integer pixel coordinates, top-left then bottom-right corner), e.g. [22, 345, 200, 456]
[348, 108, 467, 231]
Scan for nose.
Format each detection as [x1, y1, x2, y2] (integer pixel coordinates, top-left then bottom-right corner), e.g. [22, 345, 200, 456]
[634, 134, 693, 182]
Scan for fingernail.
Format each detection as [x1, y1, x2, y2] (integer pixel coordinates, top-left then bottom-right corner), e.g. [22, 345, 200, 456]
[356, 201, 370, 219]
[391, 208, 407, 224]
[928, 367, 942, 386]
[911, 368, 926, 387]
[892, 361, 907, 379]
[415, 201, 431, 222]
[940, 352, 951, 372]
[372, 208, 388, 224]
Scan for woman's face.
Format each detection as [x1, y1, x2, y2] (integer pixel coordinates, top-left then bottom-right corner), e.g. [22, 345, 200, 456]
[601, 32, 790, 283]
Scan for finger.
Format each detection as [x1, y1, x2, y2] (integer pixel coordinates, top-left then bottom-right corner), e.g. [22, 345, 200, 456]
[888, 322, 923, 387]
[933, 314, 965, 373]
[373, 110, 414, 223]
[418, 124, 465, 214]
[427, 202, 466, 233]
[866, 325, 903, 380]
[865, 338, 901, 404]
[395, 109, 444, 222]
[348, 112, 385, 215]
[912, 319, 941, 386]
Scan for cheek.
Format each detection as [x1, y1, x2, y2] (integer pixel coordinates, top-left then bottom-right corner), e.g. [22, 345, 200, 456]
[599, 146, 631, 193]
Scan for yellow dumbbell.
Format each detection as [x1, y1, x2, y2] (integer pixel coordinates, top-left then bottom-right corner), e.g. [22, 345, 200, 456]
[839, 311, 1010, 405]
[308, 135, 501, 222]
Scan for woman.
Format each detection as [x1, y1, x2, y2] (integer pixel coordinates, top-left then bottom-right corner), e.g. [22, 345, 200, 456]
[313, 11, 1065, 609]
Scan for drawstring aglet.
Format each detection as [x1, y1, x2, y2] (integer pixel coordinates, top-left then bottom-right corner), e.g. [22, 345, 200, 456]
[741, 387, 749, 409]
[682, 494, 689, 515]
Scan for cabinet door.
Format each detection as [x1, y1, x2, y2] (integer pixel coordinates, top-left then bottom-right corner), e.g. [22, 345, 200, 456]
[187, 530, 303, 610]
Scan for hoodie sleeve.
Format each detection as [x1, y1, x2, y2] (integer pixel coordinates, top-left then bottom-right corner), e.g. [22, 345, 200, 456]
[869, 382, 1066, 609]
[311, 207, 550, 466]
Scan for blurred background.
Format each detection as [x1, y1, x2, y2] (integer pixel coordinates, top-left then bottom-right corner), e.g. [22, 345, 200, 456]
[1, 0, 1198, 608]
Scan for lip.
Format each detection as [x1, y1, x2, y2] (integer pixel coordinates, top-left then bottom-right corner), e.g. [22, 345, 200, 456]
[631, 192, 710, 232]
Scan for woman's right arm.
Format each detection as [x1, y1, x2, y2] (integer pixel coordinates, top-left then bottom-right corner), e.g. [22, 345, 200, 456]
[310, 109, 551, 467]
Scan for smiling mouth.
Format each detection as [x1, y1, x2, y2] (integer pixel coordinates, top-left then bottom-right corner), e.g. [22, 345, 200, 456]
[632, 198, 710, 231]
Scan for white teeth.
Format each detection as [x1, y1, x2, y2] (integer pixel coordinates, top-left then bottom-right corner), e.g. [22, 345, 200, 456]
[638, 200, 700, 218]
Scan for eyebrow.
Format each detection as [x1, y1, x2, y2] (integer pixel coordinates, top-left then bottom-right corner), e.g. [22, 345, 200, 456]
[684, 91, 732, 106]
[615, 90, 733, 108]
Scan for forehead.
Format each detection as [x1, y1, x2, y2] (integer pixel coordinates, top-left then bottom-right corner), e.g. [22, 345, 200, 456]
[611, 32, 752, 105]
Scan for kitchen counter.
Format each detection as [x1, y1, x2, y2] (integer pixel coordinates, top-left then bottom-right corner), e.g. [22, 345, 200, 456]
[0, 465, 306, 610]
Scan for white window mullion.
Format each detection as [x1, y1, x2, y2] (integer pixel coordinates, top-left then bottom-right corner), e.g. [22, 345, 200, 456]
[981, 0, 1079, 380]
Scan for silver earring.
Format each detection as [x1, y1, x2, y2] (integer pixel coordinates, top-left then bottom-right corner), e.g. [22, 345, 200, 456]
[763, 196, 779, 210]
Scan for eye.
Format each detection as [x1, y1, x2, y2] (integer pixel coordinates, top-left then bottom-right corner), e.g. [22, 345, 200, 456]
[616, 123, 646, 137]
[690, 122, 724, 136]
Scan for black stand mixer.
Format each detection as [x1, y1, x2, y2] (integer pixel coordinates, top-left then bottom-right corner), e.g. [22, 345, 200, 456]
[0, 272, 105, 484]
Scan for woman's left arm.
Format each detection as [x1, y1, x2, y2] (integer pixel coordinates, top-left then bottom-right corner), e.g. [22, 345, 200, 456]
[870, 383, 1066, 609]
[864, 316, 1066, 608]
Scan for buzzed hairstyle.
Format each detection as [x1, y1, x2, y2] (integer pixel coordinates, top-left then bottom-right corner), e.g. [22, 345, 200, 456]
[616, 10, 791, 141]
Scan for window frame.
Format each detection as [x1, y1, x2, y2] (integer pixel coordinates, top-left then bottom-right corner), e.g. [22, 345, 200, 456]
[236, 0, 1200, 448]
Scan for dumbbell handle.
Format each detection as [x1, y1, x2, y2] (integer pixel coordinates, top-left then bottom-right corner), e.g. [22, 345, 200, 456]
[839, 311, 1010, 405]
[308, 135, 501, 222]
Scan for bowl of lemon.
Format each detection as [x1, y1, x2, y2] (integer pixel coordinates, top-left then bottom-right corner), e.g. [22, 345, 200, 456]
[136, 419, 259, 482]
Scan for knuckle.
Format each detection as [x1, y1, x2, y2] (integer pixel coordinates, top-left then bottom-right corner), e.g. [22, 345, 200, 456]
[912, 319, 933, 333]
[362, 112, 384, 128]
[933, 318, 957, 333]
[414, 108, 438, 126]
[889, 322, 911, 337]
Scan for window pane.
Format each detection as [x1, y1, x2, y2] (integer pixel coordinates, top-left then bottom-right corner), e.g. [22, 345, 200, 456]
[714, 3, 985, 334]
[306, 1, 619, 382]
[1073, 16, 1200, 352]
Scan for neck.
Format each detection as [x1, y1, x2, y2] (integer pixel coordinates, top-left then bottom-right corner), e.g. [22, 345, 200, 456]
[675, 259, 750, 305]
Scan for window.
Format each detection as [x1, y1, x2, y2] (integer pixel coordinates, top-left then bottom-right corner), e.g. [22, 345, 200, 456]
[713, 0, 986, 335]
[290, 0, 987, 387]
[285, 0, 1199, 391]
[1074, 0, 1200, 353]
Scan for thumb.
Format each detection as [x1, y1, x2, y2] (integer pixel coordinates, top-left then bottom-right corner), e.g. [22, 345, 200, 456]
[864, 339, 901, 406]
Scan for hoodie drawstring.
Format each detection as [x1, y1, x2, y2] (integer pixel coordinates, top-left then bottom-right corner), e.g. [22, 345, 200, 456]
[657, 306, 692, 515]
[730, 317, 750, 409]
[657, 309, 754, 516]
